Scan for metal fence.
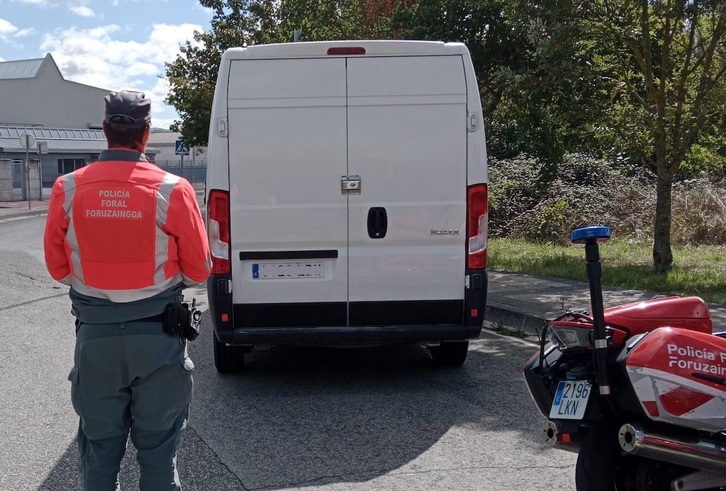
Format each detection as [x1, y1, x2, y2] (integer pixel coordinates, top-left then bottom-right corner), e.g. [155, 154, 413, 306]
[155, 163, 207, 184]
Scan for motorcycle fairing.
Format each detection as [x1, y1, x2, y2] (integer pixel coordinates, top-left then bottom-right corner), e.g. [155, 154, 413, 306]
[604, 296, 712, 337]
[624, 327, 726, 433]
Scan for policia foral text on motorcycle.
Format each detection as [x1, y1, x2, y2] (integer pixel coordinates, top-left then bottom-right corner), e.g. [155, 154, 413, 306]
[43, 90, 212, 491]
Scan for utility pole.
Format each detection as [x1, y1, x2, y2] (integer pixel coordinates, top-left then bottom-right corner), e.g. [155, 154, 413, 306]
[20, 132, 35, 210]
[37, 141, 47, 201]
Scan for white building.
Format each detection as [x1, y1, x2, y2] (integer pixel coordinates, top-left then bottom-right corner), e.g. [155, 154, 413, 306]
[0, 53, 202, 199]
[0, 53, 108, 129]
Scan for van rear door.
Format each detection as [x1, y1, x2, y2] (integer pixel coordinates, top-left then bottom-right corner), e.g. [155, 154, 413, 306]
[226, 58, 349, 327]
[346, 55, 468, 326]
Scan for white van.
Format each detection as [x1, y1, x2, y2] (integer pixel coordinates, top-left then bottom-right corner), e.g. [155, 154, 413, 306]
[206, 40, 488, 373]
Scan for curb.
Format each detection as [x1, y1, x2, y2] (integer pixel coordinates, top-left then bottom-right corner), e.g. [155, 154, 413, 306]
[485, 304, 548, 337]
[0, 209, 48, 221]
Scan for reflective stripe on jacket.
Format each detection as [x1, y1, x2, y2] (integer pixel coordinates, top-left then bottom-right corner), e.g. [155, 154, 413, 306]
[44, 150, 211, 303]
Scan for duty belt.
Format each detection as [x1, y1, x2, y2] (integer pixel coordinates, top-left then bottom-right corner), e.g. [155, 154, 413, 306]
[128, 313, 165, 323]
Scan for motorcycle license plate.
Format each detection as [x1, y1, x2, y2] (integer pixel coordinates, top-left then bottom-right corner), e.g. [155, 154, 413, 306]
[549, 380, 591, 420]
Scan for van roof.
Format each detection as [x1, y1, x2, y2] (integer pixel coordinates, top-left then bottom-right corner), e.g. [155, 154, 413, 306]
[221, 40, 470, 60]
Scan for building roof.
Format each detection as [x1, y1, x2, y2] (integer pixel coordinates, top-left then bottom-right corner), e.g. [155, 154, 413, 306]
[0, 126, 105, 141]
[0, 138, 106, 155]
[148, 130, 182, 145]
[0, 126, 105, 153]
[0, 125, 158, 155]
[0, 58, 44, 80]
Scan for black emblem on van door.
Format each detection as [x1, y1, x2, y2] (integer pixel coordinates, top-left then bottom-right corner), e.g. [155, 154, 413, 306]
[430, 229, 460, 236]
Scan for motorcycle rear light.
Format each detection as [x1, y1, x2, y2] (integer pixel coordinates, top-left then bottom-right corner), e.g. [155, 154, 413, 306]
[208, 189, 231, 274]
[548, 324, 593, 351]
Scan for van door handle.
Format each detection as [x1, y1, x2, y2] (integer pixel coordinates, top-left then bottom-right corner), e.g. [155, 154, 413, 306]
[367, 207, 387, 239]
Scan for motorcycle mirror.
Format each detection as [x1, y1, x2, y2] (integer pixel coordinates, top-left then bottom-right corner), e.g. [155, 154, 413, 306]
[571, 226, 611, 244]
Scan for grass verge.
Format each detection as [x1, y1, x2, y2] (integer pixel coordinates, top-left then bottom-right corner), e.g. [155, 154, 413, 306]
[489, 237, 726, 305]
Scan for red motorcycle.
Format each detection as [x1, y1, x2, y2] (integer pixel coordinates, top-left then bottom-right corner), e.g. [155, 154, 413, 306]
[522, 226, 726, 490]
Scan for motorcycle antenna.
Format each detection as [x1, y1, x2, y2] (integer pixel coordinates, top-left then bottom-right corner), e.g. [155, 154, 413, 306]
[571, 225, 612, 396]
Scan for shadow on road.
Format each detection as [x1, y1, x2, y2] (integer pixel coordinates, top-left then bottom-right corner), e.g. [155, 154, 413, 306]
[40, 320, 551, 491]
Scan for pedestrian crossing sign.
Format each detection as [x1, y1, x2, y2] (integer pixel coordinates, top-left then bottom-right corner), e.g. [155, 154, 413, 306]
[175, 140, 190, 156]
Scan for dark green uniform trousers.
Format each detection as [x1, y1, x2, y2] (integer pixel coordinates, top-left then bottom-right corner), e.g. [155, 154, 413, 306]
[69, 320, 194, 491]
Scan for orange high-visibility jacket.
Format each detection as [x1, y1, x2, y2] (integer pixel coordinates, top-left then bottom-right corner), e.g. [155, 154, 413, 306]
[44, 150, 212, 303]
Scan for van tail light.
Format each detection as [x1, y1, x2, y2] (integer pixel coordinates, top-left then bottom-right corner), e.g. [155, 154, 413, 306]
[207, 189, 231, 274]
[467, 184, 488, 269]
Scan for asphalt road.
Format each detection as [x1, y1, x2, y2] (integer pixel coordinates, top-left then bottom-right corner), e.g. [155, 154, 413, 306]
[0, 214, 577, 491]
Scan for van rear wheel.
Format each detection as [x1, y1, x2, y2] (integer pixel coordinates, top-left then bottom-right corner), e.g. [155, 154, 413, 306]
[213, 335, 245, 373]
[429, 341, 468, 367]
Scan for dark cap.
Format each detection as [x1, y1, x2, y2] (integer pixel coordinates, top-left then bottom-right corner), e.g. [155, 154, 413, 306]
[104, 90, 151, 128]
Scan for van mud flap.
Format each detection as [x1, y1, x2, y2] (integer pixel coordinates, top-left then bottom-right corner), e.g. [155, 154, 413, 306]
[207, 274, 234, 340]
[465, 269, 487, 337]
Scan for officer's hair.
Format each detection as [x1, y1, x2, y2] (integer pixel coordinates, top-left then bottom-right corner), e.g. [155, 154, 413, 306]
[104, 123, 148, 150]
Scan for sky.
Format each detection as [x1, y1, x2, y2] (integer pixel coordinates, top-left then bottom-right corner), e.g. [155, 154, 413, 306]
[0, 0, 214, 129]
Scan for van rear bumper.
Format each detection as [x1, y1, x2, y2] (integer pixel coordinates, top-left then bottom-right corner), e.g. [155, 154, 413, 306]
[215, 324, 481, 347]
[207, 271, 487, 347]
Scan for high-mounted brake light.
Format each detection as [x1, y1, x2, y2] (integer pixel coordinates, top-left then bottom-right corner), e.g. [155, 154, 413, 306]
[207, 189, 231, 275]
[327, 47, 366, 56]
[466, 184, 488, 269]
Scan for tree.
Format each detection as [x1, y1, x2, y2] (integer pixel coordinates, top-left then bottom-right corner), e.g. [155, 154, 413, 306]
[164, 0, 280, 146]
[165, 0, 601, 162]
[580, 0, 725, 272]
[165, 0, 402, 145]
[277, 0, 399, 41]
[392, 0, 531, 131]
[391, 0, 607, 167]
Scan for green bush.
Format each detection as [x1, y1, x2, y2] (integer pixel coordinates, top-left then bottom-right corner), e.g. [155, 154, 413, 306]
[488, 153, 726, 245]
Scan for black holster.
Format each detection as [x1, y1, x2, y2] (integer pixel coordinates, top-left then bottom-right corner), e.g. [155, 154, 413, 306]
[163, 301, 201, 341]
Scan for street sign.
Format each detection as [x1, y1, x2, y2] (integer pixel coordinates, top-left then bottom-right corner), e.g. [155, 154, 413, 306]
[175, 140, 190, 156]
[20, 133, 35, 149]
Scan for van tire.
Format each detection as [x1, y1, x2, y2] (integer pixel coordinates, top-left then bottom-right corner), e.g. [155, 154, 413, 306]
[214, 335, 245, 373]
[429, 341, 468, 367]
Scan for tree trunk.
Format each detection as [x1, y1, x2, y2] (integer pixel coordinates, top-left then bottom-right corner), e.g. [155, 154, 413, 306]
[652, 169, 674, 273]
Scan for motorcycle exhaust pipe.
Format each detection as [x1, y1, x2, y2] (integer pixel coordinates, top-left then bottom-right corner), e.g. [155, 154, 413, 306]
[543, 420, 581, 453]
[618, 423, 726, 473]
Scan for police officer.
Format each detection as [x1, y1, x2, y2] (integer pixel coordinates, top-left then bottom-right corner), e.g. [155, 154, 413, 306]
[43, 90, 211, 491]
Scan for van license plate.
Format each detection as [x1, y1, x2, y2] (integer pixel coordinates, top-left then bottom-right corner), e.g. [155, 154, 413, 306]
[252, 262, 325, 279]
[549, 380, 591, 420]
